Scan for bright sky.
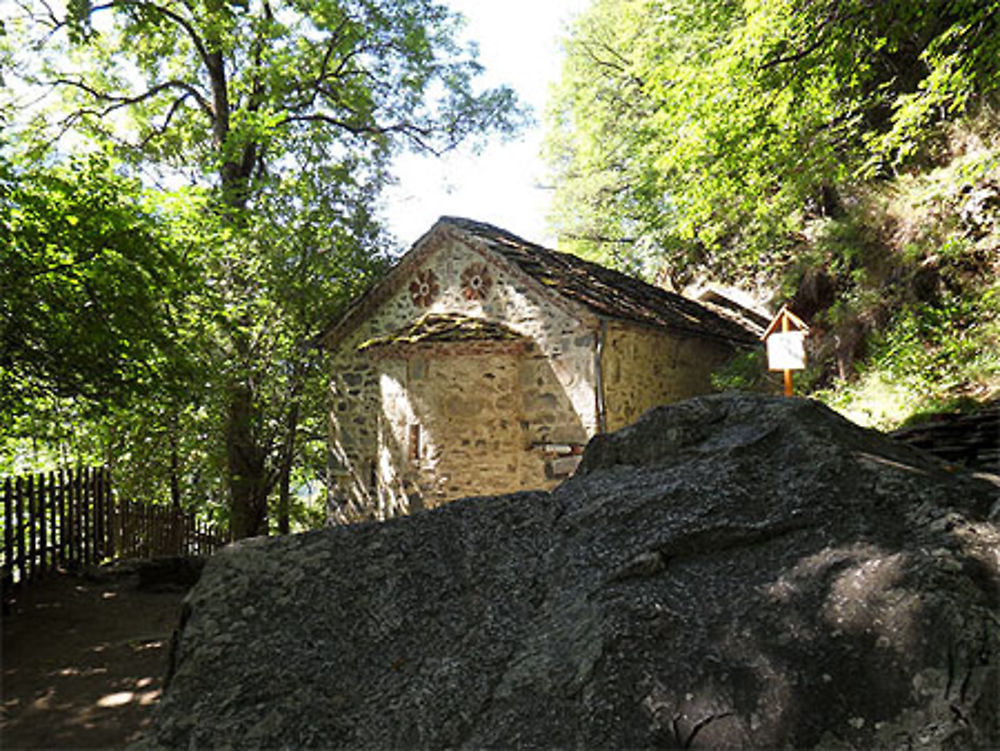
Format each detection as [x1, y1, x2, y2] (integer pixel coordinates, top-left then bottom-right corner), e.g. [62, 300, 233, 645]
[379, 0, 589, 252]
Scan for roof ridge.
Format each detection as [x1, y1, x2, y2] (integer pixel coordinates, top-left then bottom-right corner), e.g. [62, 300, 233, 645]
[443, 217, 758, 346]
[322, 217, 759, 351]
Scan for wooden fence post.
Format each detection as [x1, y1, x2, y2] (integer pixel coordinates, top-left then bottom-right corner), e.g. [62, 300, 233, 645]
[3, 477, 12, 591]
[67, 467, 76, 566]
[118, 496, 126, 559]
[48, 470, 59, 570]
[38, 472, 48, 576]
[128, 498, 136, 559]
[93, 468, 104, 562]
[90, 467, 104, 565]
[26, 475, 37, 581]
[57, 469, 67, 567]
[99, 468, 107, 560]
[4, 466, 232, 586]
[94, 467, 102, 562]
[126, 497, 133, 559]
[84, 467, 93, 566]
[162, 506, 169, 557]
[85, 467, 94, 565]
[127, 499, 135, 559]
[169, 507, 176, 556]
[104, 468, 114, 560]
[15, 476, 26, 585]
[72, 467, 82, 566]
[151, 505, 158, 557]
[70, 467, 79, 567]
[64, 468, 72, 567]
[81, 467, 88, 566]
[171, 506, 180, 557]
[140, 503, 148, 559]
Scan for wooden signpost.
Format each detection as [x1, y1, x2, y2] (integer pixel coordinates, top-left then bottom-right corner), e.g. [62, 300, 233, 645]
[762, 306, 809, 396]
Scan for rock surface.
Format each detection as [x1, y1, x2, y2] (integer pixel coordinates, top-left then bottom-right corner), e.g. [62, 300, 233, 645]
[140, 394, 999, 749]
[890, 407, 1000, 473]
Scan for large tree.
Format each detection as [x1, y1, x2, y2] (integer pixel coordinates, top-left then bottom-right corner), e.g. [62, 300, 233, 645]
[5, 0, 520, 537]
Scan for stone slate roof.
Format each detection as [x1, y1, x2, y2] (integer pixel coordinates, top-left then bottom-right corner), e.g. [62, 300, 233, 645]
[322, 216, 758, 350]
[359, 313, 525, 351]
[442, 217, 758, 346]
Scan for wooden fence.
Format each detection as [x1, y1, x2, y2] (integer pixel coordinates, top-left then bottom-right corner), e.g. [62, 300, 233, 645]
[1, 466, 229, 590]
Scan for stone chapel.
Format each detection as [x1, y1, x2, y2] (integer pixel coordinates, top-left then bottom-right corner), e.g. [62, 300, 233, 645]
[321, 217, 758, 523]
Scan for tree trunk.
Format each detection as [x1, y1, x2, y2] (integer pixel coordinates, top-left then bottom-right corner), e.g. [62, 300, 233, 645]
[207, 25, 272, 541]
[169, 416, 182, 510]
[168, 419, 184, 554]
[276, 399, 300, 535]
[226, 382, 270, 539]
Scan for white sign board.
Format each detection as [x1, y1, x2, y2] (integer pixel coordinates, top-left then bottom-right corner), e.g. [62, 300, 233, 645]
[767, 331, 806, 371]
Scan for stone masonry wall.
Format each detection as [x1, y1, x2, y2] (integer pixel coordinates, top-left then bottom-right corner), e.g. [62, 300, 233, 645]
[328, 228, 598, 523]
[601, 322, 734, 433]
[377, 350, 526, 510]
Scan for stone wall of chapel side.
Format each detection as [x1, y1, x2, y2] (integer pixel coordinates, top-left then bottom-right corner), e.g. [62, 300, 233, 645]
[600, 321, 734, 433]
[327, 231, 598, 524]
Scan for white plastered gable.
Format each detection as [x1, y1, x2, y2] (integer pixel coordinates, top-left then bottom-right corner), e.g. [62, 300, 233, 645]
[323, 219, 597, 357]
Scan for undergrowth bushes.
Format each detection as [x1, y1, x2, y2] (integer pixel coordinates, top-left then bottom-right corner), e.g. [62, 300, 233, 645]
[716, 121, 1000, 429]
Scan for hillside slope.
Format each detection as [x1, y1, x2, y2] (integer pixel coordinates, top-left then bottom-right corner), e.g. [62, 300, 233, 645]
[715, 122, 1000, 429]
[804, 126, 999, 427]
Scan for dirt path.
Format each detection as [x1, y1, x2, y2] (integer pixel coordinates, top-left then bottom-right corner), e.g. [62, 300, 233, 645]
[2, 566, 187, 750]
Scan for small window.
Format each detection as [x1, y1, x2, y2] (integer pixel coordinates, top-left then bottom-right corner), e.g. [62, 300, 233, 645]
[408, 424, 421, 463]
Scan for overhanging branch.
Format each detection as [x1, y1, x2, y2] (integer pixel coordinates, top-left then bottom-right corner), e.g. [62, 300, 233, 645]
[278, 112, 439, 153]
[46, 76, 214, 121]
[139, 92, 197, 149]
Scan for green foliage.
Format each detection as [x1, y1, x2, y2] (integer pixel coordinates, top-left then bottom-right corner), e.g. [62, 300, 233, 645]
[864, 292, 1000, 403]
[547, 0, 1000, 280]
[0, 152, 192, 417]
[804, 178, 1000, 428]
[710, 349, 775, 393]
[8, 0, 522, 189]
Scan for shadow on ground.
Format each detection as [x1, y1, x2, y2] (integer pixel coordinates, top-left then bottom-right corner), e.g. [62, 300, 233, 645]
[2, 566, 186, 749]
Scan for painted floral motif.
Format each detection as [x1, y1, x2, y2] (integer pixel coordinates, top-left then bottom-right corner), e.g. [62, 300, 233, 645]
[460, 263, 493, 301]
[409, 269, 439, 307]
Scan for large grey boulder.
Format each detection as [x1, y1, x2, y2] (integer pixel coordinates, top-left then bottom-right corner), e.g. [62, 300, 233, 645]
[142, 394, 999, 749]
